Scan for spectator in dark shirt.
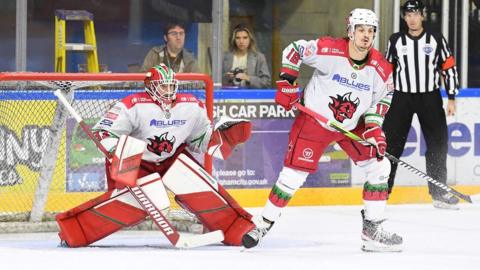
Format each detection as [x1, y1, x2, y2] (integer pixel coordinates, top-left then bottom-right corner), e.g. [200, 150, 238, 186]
[141, 22, 199, 73]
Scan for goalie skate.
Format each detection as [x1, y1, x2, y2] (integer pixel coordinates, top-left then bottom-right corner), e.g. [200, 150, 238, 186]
[241, 217, 273, 249]
[361, 210, 402, 252]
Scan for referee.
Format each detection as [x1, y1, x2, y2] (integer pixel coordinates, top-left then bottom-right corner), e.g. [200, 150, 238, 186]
[383, 0, 459, 209]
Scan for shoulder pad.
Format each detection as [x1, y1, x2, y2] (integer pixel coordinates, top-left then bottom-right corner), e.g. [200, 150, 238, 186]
[317, 36, 345, 46]
[368, 49, 393, 82]
[317, 37, 348, 56]
[175, 93, 205, 109]
[121, 92, 154, 109]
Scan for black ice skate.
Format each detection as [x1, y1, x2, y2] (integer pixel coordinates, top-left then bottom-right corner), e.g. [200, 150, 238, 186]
[361, 210, 403, 252]
[432, 193, 460, 210]
[59, 239, 69, 247]
[242, 217, 274, 249]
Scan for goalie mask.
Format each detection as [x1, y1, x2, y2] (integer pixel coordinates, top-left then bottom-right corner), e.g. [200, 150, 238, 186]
[145, 64, 178, 106]
[346, 8, 379, 41]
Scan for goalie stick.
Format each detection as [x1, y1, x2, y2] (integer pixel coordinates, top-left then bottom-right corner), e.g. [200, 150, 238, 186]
[54, 89, 224, 248]
[294, 102, 478, 204]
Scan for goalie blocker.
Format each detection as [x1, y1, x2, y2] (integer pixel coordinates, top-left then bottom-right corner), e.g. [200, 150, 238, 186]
[56, 151, 254, 247]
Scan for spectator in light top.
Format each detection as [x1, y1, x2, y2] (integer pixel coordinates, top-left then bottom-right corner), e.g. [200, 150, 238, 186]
[222, 24, 271, 88]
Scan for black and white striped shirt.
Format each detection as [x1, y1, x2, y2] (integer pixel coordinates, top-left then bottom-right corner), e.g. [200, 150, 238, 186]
[385, 30, 459, 99]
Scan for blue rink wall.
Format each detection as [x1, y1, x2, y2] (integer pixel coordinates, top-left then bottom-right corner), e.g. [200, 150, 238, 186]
[1, 88, 480, 207]
[213, 88, 480, 205]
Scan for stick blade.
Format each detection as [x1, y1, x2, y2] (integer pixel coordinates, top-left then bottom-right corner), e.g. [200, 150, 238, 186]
[469, 193, 480, 204]
[174, 230, 224, 249]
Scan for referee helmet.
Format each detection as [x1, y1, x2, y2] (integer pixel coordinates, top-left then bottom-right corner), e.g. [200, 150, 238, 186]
[402, 0, 425, 16]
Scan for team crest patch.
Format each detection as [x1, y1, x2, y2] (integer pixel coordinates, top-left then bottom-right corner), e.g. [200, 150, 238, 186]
[147, 132, 176, 156]
[328, 92, 360, 123]
[423, 44, 433, 55]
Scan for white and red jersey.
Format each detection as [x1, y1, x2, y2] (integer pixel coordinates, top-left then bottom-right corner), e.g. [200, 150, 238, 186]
[92, 92, 212, 163]
[281, 37, 393, 131]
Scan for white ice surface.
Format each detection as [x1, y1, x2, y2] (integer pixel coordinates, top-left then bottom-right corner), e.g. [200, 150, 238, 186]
[0, 204, 479, 270]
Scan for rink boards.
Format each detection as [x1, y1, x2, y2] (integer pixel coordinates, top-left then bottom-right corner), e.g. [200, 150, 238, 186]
[1, 89, 480, 211]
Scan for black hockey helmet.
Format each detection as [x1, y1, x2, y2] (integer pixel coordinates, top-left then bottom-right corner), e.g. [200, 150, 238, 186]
[401, 0, 425, 15]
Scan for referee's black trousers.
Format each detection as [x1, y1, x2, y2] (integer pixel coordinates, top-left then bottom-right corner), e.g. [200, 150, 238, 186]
[383, 90, 449, 197]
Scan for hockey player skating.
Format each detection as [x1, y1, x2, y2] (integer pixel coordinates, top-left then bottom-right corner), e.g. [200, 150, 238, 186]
[242, 9, 403, 252]
[56, 64, 255, 247]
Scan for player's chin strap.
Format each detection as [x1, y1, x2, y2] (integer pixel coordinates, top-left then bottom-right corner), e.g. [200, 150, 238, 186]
[294, 102, 478, 204]
[54, 89, 224, 248]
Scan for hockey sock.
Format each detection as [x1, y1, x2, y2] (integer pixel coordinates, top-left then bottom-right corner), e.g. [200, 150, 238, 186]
[262, 167, 308, 222]
[362, 182, 388, 221]
[261, 183, 294, 222]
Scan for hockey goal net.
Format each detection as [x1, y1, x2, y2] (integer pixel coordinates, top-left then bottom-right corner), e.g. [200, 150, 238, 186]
[0, 72, 213, 233]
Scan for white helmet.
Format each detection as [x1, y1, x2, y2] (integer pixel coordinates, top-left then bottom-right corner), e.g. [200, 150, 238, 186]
[346, 8, 379, 39]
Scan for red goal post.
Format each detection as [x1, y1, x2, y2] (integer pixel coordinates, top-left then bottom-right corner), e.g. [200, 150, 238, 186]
[0, 72, 213, 232]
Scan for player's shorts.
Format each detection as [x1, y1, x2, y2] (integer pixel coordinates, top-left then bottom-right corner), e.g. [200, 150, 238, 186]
[284, 112, 374, 173]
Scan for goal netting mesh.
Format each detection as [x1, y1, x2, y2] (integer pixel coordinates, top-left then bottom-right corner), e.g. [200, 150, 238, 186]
[0, 72, 213, 234]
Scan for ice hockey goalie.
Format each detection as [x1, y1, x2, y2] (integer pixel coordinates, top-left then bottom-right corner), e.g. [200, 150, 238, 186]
[55, 64, 254, 247]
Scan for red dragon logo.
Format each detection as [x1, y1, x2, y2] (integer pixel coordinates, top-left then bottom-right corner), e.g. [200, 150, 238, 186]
[328, 92, 360, 123]
[147, 132, 176, 156]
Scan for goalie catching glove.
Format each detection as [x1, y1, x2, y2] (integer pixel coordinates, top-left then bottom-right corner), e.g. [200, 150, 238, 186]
[207, 116, 251, 160]
[362, 124, 386, 161]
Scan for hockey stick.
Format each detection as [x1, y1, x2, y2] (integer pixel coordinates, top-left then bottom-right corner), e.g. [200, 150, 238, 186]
[54, 89, 224, 248]
[294, 102, 476, 203]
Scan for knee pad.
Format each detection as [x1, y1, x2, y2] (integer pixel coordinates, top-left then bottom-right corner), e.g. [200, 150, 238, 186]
[277, 167, 309, 193]
[356, 158, 390, 185]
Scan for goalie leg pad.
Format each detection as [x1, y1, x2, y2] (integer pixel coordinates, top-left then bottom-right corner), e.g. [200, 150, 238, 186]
[56, 191, 147, 247]
[223, 216, 256, 246]
[56, 173, 170, 247]
[175, 192, 254, 246]
[163, 154, 254, 246]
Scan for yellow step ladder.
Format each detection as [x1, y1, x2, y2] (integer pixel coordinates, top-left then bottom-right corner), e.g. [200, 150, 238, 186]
[54, 10, 99, 72]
